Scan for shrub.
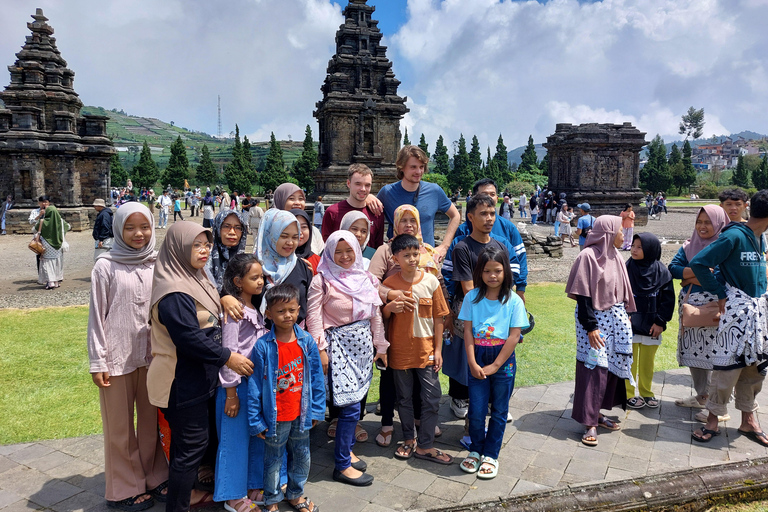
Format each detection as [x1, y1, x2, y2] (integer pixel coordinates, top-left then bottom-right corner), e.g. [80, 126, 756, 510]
[504, 180, 537, 197]
[423, 172, 451, 195]
[696, 182, 720, 199]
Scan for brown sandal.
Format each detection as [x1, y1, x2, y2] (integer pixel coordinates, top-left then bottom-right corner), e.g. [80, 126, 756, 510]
[375, 428, 393, 447]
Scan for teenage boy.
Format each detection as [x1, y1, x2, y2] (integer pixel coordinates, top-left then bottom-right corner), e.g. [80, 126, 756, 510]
[373, 146, 461, 260]
[92, 199, 114, 261]
[382, 234, 451, 465]
[690, 190, 768, 446]
[719, 188, 749, 223]
[575, 203, 596, 251]
[158, 191, 172, 229]
[321, 164, 384, 249]
[249, 284, 325, 512]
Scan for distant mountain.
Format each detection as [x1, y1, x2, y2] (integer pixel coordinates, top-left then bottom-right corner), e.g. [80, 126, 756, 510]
[507, 144, 547, 165]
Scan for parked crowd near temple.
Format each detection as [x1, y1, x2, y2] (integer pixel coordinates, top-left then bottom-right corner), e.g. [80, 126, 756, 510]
[10, 146, 768, 512]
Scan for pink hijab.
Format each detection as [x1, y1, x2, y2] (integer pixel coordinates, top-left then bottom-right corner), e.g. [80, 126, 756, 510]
[682, 205, 729, 261]
[565, 215, 636, 312]
[317, 230, 383, 321]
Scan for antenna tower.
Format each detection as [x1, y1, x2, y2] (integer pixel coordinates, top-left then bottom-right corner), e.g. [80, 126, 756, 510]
[217, 95, 222, 138]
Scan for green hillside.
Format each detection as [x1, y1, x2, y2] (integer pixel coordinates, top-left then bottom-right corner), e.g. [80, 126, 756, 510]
[80, 106, 309, 181]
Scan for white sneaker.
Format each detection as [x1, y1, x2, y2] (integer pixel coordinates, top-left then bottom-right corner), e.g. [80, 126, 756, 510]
[451, 398, 469, 419]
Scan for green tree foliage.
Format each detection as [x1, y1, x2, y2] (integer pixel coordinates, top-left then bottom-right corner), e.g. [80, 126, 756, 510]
[640, 135, 672, 193]
[291, 125, 318, 193]
[418, 133, 430, 158]
[403, 128, 410, 146]
[224, 125, 254, 194]
[468, 135, 482, 181]
[196, 144, 217, 186]
[679, 106, 705, 140]
[422, 172, 450, 195]
[433, 136, 450, 177]
[671, 140, 696, 194]
[260, 132, 290, 192]
[242, 135, 255, 179]
[731, 155, 751, 188]
[109, 153, 129, 188]
[519, 135, 538, 173]
[668, 143, 682, 166]
[131, 141, 160, 190]
[162, 136, 190, 189]
[753, 154, 768, 190]
[449, 134, 473, 193]
[539, 153, 549, 176]
[485, 146, 501, 185]
[493, 134, 512, 185]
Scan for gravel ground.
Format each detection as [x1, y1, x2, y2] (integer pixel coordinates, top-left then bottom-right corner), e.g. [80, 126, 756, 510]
[0, 209, 701, 310]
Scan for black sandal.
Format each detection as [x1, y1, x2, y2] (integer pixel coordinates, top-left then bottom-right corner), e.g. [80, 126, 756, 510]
[692, 427, 720, 442]
[107, 494, 154, 512]
[289, 498, 319, 512]
[148, 481, 168, 503]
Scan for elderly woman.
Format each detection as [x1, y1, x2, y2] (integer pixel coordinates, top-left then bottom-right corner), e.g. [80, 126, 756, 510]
[272, 183, 325, 255]
[146, 221, 254, 512]
[33, 199, 70, 290]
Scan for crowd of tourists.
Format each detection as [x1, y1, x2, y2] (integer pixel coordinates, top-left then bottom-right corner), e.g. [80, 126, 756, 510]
[14, 145, 768, 512]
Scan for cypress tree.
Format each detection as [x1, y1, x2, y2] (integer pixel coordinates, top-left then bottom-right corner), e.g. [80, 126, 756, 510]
[753, 154, 768, 190]
[260, 132, 290, 192]
[163, 136, 190, 189]
[196, 144, 217, 186]
[291, 125, 318, 193]
[110, 153, 129, 188]
[731, 155, 750, 188]
[640, 135, 672, 193]
[224, 125, 253, 194]
[131, 141, 160, 190]
[451, 134, 472, 193]
[668, 143, 682, 166]
[433, 136, 450, 176]
[468, 135, 482, 182]
[493, 134, 511, 185]
[519, 135, 538, 173]
[403, 128, 411, 146]
[418, 133, 430, 158]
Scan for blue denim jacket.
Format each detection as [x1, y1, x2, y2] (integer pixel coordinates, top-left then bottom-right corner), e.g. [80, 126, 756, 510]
[247, 324, 326, 438]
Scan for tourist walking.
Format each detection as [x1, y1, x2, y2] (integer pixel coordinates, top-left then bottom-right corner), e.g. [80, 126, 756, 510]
[558, 204, 576, 247]
[173, 195, 184, 222]
[575, 203, 596, 251]
[519, 193, 527, 218]
[34, 201, 69, 289]
[158, 191, 172, 229]
[1, 194, 12, 235]
[619, 204, 635, 251]
[92, 199, 114, 261]
[202, 191, 215, 228]
[669, 205, 729, 421]
[87, 202, 168, 512]
[566, 216, 635, 447]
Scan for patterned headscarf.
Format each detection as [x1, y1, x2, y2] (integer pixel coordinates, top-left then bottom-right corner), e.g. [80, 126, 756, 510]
[318, 230, 382, 320]
[256, 208, 300, 287]
[206, 210, 248, 292]
[393, 205, 439, 276]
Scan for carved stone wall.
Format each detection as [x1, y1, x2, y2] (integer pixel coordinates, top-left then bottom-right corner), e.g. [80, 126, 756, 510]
[313, 0, 408, 199]
[544, 122, 648, 225]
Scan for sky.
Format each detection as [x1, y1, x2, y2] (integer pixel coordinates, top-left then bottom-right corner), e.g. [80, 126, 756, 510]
[2, 0, 767, 154]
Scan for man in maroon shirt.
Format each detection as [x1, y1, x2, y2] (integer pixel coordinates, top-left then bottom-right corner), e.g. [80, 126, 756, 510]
[321, 164, 385, 249]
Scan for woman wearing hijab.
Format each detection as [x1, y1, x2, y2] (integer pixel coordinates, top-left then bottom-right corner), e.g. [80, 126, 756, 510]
[340, 211, 376, 268]
[34, 202, 70, 289]
[565, 216, 636, 447]
[271, 183, 325, 255]
[146, 221, 254, 512]
[254, 209, 314, 327]
[669, 205, 729, 421]
[624, 233, 675, 410]
[202, 191, 215, 228]
[206, 210, 248, 292]
[88, 203, 168, 511]
[290, 208, 320, 274]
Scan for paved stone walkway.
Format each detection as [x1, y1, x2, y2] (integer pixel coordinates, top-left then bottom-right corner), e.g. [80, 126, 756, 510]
[2, 369, 768, 512]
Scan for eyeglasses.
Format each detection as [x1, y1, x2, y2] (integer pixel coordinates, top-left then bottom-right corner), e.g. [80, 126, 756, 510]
[221, 224, 243, 232]
[192, 242, 213, 252]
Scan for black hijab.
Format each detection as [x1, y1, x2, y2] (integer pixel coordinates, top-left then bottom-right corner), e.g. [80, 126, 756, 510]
[625, 232, 672, 295]
[290, 208, 314, 259]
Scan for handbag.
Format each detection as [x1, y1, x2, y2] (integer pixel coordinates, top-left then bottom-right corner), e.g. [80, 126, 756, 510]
[681, 285, 720, 328]
[28, 235, 44, 255]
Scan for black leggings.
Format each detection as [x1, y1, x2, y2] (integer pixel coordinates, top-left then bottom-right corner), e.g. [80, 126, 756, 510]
[174, 211, 184, 222]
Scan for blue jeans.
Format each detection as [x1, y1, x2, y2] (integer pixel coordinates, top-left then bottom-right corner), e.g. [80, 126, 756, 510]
[334, 401, 360, 471]
[468, 346, 516, 459]
[213, 383, 286, 502]
[554, 220, 561, 236]
[519, 209, 527, 218]
[531, 213, 537, 225]
[159, 210, 168, 227]
[263, 418, 310, 506]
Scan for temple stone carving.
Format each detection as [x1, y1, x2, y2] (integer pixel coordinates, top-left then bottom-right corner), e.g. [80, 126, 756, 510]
[544, 122, 648, 226]
[312, 0, 409, 199]
[0, 9, 115, 233]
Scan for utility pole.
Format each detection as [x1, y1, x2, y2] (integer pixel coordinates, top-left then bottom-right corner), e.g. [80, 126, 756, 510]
[217, 95, 222, 138]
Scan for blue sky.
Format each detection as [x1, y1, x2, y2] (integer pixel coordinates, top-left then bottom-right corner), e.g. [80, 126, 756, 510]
[2, 0, 767, 154]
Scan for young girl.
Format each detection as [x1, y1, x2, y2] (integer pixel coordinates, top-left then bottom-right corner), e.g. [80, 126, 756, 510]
[291, 209, 320, 274]
[306, 231, 388, 487]
[557, 204, 576, 247]
[214, 253, 285, 512]
[565, 216, 635, 447]
[458, 246, 529, 479]
[88, 203, 168, 511]
[620, 204, 635, 250]
[625, 233, 675, 409]
[173, 195, 184, 222]
[340, 211, 375, 269]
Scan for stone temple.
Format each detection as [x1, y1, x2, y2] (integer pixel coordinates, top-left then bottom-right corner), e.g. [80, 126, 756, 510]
[0, 9, 115, 233]
[544, 122, 648, 226]
[312, 0, 409, 199]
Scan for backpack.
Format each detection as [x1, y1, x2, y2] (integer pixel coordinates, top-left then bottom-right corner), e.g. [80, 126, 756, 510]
[581, 216, 594, 238]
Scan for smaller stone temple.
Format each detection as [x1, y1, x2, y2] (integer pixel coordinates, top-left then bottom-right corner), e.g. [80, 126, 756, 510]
[544, 122, 648, 225]
[0, 9, 115, 233]
[312, 0, 409, 199]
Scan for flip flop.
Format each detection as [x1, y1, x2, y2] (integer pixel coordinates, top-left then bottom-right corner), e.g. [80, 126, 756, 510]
[643, 396, 660, 409]
[288, 498, 318, 512]
[414, 449, 453, 465]
[598, 417, 621, 431]
[190, 492, 215, 509]
[691, 427, 720, 443]
[627, 397, 646, 409]
[327, 419, 337, 438]
[375, 428, 393, 447]
[738, 429, 768, 447]
[581, 428, 598, 447]
[394, 441, 416, 460]
[477, 456, 499, 480]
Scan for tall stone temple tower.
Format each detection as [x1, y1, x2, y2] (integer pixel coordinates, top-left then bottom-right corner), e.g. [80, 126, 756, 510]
[312, 0, 409, 199]
[0, 9, 115, 233]
[544, 122, 649, 226]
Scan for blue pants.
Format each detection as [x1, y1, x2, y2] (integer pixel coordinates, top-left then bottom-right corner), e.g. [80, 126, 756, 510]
[334, 401, 360, 471]
[263, 418, 310, 506]
[519, 209, 527, 218]
[554, 220, 561, 236]
[531, 214, 538, 225]
[468, 346, 516, 460]
[213, 383, 286, 502]
[159, 210, 168, 228]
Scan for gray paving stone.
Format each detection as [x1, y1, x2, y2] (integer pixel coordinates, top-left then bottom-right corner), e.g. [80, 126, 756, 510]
[6, 445, 55, 465]
[603, 467, 637, 482]
[359, 504, 398, 512]
[389, 468, 436, 493]
[370, 484, 419, 511]
[0, 499, 45, 512]
[509, 479, 551, 496]
[0, 490, 23, 509]
[422, 477, 469, 501]
[0, 444, 33, 457]
[504, 431, 548, 451]
[564, 458, 609, 481]
[26, 451, 76, 473]
[460, 474, 517, 504]
[529, 451, 571, 473]
[49, 490, 105, 512]
[519, 465, 563, 488]
[44, 460, 98, 482]
[608, 453, 649, 474]
[0, 455, 20, 476]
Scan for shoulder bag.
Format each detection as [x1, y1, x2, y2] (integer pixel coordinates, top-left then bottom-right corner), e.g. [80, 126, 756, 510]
[680, 284, 720, 328]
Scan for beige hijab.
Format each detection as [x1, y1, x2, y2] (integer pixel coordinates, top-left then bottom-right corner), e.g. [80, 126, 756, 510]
[151, 221, 221, 317]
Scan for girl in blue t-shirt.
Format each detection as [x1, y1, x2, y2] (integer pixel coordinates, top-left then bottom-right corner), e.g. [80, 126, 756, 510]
[458, 246, 529, 480]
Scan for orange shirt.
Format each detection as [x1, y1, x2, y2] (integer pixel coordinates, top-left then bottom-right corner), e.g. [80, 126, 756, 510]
[382, 271, 449, 370]
[620, 210, 635, 229]
[275, 339, 303, 422]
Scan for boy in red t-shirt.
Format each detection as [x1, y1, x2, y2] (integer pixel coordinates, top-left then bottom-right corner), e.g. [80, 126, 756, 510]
[249, 284, 325, 512]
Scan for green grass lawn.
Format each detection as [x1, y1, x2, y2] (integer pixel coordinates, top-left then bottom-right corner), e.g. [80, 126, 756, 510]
[0, 284, 682, 445]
